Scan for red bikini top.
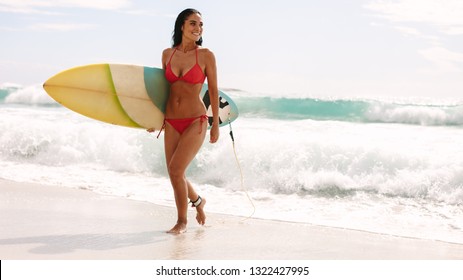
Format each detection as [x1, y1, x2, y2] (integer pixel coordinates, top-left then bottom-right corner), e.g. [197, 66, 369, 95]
[165, 48, 206, 85]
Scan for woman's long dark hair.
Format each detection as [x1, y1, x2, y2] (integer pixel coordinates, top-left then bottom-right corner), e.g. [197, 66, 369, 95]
[172, 8, 203, 47]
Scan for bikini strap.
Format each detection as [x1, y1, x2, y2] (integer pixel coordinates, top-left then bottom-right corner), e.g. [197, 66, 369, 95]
[167, 48, 177, 64]
[199, 114, 208, 134]
[169, 48, 198, 64]
[156, 120, 166, 139]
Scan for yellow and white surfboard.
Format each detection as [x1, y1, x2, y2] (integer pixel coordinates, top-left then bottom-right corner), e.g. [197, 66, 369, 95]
[43, 64, 238, 131]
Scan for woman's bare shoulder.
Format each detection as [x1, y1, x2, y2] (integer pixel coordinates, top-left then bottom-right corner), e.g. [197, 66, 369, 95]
[162, 47, 174, 56]
[162, 48, 174, 65]
[199, 47, 214, 55]
[199, 47, 216, 62]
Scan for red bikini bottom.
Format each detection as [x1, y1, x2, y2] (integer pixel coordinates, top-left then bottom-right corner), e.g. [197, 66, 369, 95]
[157, 115, 208, 138]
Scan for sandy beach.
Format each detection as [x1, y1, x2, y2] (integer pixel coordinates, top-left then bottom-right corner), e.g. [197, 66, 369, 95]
[0, 178, 462, 260]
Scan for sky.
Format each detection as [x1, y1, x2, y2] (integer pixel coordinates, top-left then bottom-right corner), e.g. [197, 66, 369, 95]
[1, 0, 463, 99]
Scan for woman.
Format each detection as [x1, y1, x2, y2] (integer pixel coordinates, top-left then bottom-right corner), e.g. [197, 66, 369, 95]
[153, 8, 219, 234]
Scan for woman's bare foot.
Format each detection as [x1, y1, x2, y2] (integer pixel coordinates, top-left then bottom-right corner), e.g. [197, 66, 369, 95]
[167, 221, 187, 234]
[195, 197, 206, 225]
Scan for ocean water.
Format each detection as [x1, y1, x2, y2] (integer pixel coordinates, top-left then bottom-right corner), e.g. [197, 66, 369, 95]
[1, 83, 463, 244]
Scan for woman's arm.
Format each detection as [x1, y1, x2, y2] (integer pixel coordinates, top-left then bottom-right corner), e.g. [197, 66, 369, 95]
[204, 49, 220, 143]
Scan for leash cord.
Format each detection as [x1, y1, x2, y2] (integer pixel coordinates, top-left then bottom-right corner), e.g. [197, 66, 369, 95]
[228, 115, 255, 220]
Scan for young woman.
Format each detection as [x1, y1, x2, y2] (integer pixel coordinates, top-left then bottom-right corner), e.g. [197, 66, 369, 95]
[152, 8, 219, 234]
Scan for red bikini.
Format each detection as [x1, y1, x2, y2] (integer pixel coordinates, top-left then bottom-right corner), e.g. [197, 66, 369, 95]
[157, 48, 208, 138]
[165, 48, 206, 84]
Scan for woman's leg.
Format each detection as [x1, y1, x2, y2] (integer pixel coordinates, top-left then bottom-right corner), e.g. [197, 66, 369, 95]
[164, 125, 184, 233]
[164, 119, 207, 234]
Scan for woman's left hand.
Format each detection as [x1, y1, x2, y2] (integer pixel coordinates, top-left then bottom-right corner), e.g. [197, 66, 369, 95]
[210, 124, 220, 143]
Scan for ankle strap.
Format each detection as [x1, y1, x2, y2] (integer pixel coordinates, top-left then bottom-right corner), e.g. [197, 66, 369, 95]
[190, 196, 202, 207]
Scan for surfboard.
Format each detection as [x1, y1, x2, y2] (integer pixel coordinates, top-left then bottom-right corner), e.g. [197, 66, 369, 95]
[43, 63, 238, 131]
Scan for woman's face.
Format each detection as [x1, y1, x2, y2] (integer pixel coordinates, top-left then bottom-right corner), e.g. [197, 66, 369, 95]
[182, 13, 203, 43]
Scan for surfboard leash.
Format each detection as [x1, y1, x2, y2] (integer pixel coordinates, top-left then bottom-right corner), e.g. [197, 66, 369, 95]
[228, 114, 256, 221]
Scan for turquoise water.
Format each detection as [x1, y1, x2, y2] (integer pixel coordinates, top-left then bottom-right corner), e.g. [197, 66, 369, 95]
[3, 84, 463, 125]
[235, 96, 463, 125]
